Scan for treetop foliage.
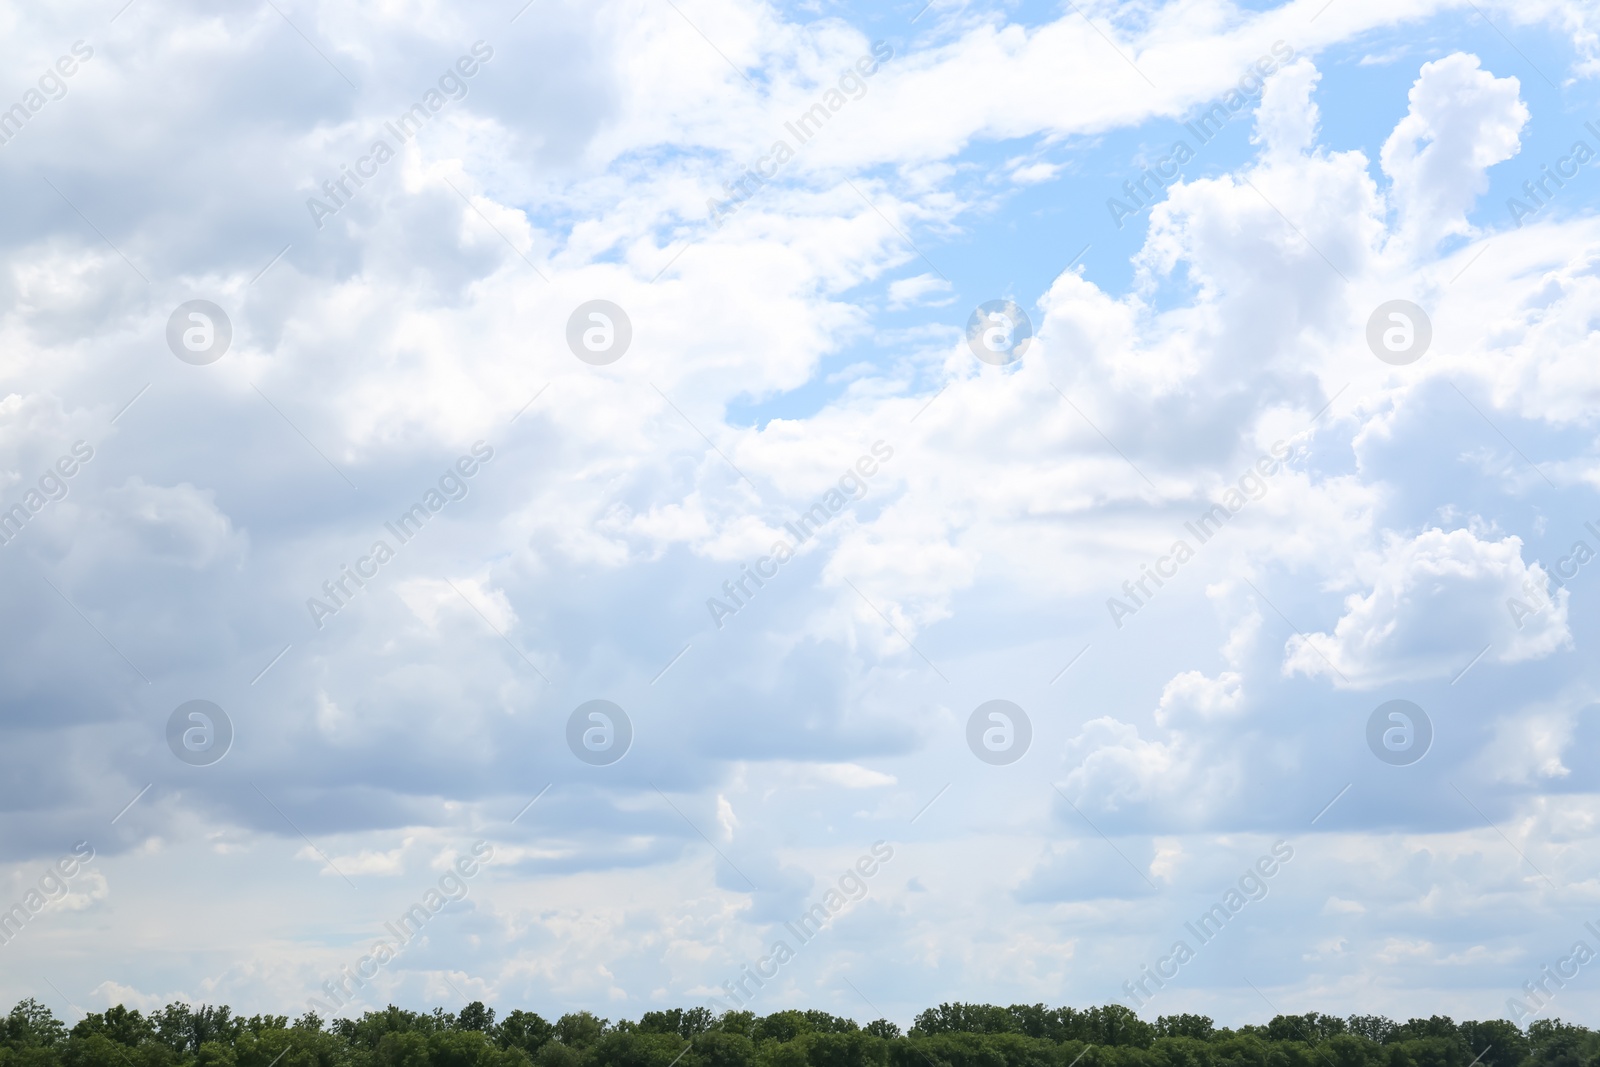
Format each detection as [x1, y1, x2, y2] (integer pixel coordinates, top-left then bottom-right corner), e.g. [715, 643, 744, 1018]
[0, 999, 1585, 1067]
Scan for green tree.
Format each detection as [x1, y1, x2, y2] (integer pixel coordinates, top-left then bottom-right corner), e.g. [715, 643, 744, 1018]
[715, 1018, 757, 1041]
[534, 1040, 583, 1067]
[911, 1008, 1015, 1039]
[1457, 1019, 1527, 1067]
[1157, 1019, 1216, 1043]
[755, 1016, 813, 1046]
[695, 1031, 757, 1067]
[376, 1031, 432, 1067]
[553, 1016, 607, 1052]
[498, 1014, 554, 1058]
[5, 1001, 67, 1049]
[1526, 1020, 1597, 1067]
[455, 1007, 496, 1036]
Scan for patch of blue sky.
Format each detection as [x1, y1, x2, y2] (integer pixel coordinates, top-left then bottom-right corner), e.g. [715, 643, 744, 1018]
[726, 3, 1599, 432]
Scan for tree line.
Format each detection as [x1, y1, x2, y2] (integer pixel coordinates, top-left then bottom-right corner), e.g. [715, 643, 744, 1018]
[0, 999, 1592, 1067]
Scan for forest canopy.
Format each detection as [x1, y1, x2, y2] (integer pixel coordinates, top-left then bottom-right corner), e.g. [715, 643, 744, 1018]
[0, 1000, 1587, 1067]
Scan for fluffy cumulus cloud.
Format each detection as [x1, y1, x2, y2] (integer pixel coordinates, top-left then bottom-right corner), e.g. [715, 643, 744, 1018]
[1380, 53, 1530, 257]
[4, 0, 1600, 1034]
[1282, 526, 1572, 687]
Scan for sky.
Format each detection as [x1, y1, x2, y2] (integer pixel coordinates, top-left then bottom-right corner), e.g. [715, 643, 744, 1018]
[3, 0, 1600, 1033]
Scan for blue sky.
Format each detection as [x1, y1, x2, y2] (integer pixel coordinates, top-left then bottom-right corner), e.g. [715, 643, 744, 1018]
[3, 0, 1600, 1034]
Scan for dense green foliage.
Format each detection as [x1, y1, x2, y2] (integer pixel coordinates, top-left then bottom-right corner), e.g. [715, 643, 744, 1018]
[0, 1000, 1588, 1067]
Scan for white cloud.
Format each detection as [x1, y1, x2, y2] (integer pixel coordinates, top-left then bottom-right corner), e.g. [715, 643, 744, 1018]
[1155, 670, 1245, 728]
[887, 273, 954, 309]
[1, 0, 1599, 1024]
[96, 478, 248, 569]
[1283, 527, 1571, 688]
[1253, 59, 1322, 162]
[1380, 53, 1529, 258]
[395, 576, 518, 632]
